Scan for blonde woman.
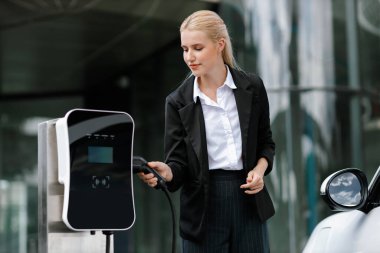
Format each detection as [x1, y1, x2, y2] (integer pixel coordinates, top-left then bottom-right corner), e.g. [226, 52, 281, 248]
[139, 10, 275, 253]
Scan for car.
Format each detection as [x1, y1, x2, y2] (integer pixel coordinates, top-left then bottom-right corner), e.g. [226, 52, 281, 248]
[303, 166, 380, 253]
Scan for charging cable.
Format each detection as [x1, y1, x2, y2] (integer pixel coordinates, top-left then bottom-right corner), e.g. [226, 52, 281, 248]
[103, 231, 113, 253]
[133, 156, 177, 253]
[90, 230, 113, 253]
[93, 157, 176, 253]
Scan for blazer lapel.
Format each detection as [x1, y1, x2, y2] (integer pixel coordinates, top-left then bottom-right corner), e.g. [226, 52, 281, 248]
[231, 70, 255, 170]
[178, 96, 207, 170]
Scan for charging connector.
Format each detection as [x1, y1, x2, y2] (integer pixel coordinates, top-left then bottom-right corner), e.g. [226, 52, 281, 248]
[133, 156, 176, 253]
[133, 156, 167, 190]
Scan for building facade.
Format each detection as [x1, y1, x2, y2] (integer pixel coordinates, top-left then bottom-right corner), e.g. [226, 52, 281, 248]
[0, 0, 379, 252]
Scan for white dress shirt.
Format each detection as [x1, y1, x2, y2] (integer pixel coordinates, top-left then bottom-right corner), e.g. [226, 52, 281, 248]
[193, 66, 243, 170]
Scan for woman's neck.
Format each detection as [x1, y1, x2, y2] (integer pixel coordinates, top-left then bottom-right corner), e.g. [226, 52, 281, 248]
[198, 64, 227, 91]
[197, 63, 227, 102]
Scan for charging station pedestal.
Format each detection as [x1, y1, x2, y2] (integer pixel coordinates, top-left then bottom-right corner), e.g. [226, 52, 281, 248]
[38, 120, 112, 253]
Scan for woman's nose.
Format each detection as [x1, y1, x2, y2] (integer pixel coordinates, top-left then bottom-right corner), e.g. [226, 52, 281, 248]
[186, 50, 195, 62]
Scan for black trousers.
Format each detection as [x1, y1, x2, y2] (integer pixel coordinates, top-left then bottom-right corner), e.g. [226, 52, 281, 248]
[182, 169, 270, 253]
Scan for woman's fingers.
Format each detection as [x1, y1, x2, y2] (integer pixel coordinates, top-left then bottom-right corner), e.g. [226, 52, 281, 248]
[240, 170, 264, 194]
[137, 161, 173, 188]
[137, 172, 158, 188]
[243, 183, 264, 194]
[244, 186, 263, 195]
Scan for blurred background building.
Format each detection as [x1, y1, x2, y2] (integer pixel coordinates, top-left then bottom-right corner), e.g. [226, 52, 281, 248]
[0, 0, 379, 252]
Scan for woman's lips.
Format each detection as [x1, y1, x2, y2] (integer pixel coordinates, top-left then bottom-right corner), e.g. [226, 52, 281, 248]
[189, 64, 200, 70]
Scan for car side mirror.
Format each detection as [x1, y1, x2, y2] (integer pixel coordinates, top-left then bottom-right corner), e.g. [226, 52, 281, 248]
[320, 168, 368, 211]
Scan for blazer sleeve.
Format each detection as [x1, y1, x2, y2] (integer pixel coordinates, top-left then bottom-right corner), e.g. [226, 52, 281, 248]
[163, 94, 188, 192]
[256, 76, 275, 175]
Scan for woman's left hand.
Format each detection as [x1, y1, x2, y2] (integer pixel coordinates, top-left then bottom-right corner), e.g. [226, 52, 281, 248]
[240, 169, 265, 194]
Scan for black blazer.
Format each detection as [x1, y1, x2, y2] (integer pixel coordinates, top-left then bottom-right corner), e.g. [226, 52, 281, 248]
[164, 68, 275, 242]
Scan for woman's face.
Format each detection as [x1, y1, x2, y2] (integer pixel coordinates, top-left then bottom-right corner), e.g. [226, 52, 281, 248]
[181, 29, 224, 77]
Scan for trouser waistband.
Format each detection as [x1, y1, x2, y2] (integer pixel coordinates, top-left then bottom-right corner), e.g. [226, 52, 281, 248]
[208, 169, 245, 180]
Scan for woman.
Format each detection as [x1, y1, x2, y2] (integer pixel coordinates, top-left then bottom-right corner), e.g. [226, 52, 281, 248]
[138, 10, 275, 253]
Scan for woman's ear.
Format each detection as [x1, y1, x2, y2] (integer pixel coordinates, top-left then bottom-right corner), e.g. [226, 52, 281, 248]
[217, 38, 226, 52]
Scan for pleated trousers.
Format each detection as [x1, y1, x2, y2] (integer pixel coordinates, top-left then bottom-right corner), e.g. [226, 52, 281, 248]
[182, 169, 270, 253]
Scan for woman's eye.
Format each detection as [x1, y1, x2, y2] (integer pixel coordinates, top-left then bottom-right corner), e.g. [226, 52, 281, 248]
[195, 48, 203, 51]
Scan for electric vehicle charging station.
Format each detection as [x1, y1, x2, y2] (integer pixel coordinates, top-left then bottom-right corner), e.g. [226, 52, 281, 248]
[38, 109, 136, 253]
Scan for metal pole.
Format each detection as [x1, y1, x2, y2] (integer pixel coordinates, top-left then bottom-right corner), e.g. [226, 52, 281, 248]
[345, 0, 363, 168]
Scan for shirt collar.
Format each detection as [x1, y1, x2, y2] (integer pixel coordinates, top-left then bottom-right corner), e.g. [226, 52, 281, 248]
[193, 65, 236, 103]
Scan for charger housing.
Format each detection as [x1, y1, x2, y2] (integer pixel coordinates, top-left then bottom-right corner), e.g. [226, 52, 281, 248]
[55, 109, 135, 231]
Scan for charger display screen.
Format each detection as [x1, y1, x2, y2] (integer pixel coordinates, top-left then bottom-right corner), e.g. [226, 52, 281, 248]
[88, 146, 113, 164]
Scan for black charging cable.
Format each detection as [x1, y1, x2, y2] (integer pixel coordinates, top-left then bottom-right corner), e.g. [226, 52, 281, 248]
[162, 186, 176, 253]
[90, 230, 113, 253]
[102, 231, 113, 253]
[133, 156, 177, 253]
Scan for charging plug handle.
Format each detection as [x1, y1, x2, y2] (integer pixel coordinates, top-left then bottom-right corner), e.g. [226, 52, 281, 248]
[133, 156, 167, 190]
[132, 156, 176, 253]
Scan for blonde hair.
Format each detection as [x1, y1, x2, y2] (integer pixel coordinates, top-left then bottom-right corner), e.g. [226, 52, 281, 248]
[180, 10, 239, 69]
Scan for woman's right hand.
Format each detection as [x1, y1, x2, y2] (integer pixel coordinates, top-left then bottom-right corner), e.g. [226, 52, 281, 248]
[137, 161, 173, 188]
